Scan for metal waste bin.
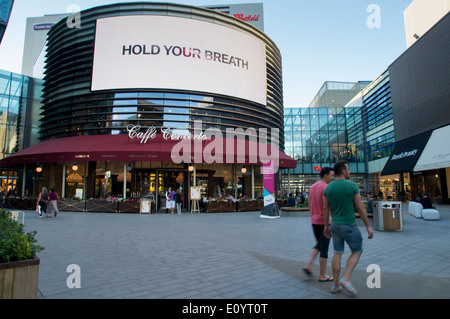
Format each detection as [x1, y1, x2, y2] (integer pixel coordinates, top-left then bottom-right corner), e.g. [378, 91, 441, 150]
[373, 201, 403, 231]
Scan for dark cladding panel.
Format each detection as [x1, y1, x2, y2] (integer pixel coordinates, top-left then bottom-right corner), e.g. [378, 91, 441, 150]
[388, 12, 450, 142]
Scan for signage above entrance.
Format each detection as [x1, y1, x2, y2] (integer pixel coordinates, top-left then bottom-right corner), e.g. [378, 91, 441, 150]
[127, 124, 207, 144]
[381, 131, 432, 176]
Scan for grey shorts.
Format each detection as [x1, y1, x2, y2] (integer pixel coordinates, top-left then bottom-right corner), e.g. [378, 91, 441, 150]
[330, 223, 363, 254]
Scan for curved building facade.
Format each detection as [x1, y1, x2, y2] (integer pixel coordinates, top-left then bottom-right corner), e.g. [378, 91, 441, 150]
[0, 2, 294, 210]
[41, 2, 284, 145]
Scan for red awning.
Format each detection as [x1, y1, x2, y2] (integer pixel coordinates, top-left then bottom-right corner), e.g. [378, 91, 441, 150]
[0, 134, 297, 168]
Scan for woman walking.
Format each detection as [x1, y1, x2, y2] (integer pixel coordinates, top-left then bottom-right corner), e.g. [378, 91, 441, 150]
[37, 187, 49, 218]
[48, 188, 59, 217]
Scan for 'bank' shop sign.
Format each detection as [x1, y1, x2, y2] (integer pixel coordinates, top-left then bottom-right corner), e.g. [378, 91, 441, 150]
[91, 15, 267, 105]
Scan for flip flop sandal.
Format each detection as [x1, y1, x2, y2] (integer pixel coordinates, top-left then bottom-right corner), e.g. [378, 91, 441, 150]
[303, 268, 313, 277]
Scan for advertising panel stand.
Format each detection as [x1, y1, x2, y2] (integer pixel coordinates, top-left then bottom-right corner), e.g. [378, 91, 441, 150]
[260, 161, 280, 219]
[140, 199, 152, 214]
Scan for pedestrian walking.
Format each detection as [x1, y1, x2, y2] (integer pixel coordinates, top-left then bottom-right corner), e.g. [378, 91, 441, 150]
[37, 187, 49, 218]
[48, 188, 59, 217]
[175, 189, 182, 214]
[323, 160, 373, 296]
[367, 194, 374, 215]
[303, 167, 335, 282]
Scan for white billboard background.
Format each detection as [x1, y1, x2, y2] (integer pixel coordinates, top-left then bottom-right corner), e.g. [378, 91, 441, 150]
[91, 15, 267, 105]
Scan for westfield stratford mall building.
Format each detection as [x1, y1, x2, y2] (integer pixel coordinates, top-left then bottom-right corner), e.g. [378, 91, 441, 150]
[0, 2, 295, 212]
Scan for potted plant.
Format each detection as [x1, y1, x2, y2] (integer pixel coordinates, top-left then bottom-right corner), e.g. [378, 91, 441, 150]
[0, 209, 44, 299]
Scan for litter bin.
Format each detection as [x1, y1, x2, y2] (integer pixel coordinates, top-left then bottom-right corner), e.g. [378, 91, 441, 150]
[373, 201, 403, 231]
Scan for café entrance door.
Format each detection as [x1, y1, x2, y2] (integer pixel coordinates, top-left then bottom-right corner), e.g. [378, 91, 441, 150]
[155, 169, 188, 212]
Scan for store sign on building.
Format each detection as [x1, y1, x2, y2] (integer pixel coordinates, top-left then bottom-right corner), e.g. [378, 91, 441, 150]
[234, 14, 260, 21]
[127, 122, 280, 173]
[33, 23, 54, 31]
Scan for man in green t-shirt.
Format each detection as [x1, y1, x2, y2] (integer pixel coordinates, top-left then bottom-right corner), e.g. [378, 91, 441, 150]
[323, 160, 373, 296]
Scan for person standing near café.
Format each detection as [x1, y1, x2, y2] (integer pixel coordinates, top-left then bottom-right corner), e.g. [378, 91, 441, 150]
[303, 167, 335, 282]
[165, 187, 172, 214]
[169, 188, 176, 215]
[175, 189, 182, 214]
[323, 160, 374, 296]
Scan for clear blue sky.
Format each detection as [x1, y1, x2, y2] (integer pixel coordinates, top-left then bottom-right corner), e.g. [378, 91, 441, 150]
[0, 0, 413, 107]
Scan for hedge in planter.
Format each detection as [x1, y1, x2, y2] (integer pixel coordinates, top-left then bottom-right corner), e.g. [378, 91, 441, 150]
[0, 210, 44, 299]
[205, 200, 236, 213]
[58, 198, 85, 212]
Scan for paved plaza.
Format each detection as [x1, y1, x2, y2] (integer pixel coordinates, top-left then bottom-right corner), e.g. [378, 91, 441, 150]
[14, 204, 450, 300]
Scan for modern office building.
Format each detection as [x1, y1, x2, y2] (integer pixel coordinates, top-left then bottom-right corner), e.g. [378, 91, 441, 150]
[283, 9, 450, 204]
[283, 106, 366, 194]
[361, 70, 398, 198]
[205, 3, 264, 31]
[403, 0, 450, 48]
[21, 14, 68, 78]
[0, 2, 295, 210]
[381, 11, 450, 204]
[0, 0, 14, 44]
[308, 81, 371, 109]
[0, 69, 42, 193]
[282, 81, 370, 194]
[21, 3, 264, 79]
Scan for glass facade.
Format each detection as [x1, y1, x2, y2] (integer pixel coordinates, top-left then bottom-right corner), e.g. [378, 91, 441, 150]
[308, 81, 371, 108]
[0, 0, 14, 44]
[0, 69, 30, 159]
[41, 92, 283, 144]
[0, 69, 30, 193]
[283, 106, 366, 193]
[362, 70, 395, 162]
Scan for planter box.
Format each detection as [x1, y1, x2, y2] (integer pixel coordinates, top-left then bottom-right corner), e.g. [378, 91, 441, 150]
[59, 199, 85, 212]
[118, 201, 140, 213]
[237, 200, 263, 212]
[0, 255, 40, 299]
[205, 201, 236, 213]
[85, 200, 118, 213]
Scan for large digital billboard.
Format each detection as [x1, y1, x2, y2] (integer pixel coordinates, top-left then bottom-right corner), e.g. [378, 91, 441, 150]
[91, 15, 267, 105]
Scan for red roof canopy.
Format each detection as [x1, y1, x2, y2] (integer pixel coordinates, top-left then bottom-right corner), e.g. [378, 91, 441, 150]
[0, 134, 297, 168]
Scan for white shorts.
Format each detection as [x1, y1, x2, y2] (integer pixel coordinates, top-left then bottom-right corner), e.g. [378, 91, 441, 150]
[166, 200, 175, 209]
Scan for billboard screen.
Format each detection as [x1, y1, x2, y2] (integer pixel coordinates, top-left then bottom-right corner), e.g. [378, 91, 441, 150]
[91, 15, 267, 105]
